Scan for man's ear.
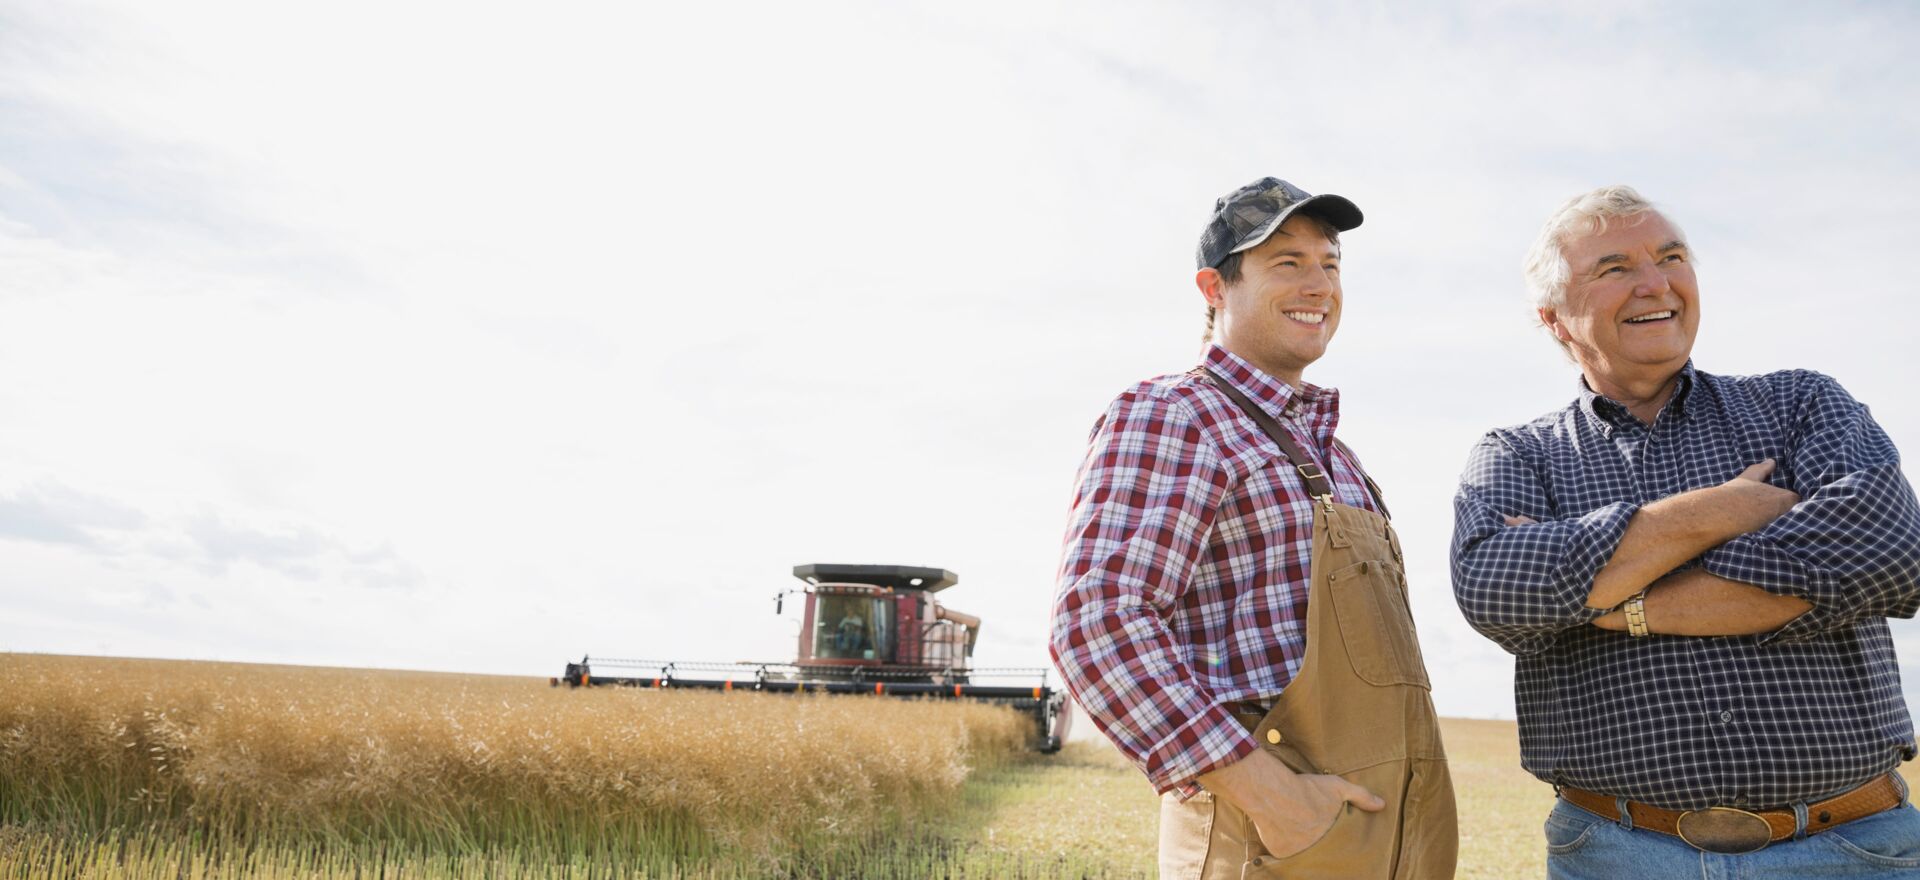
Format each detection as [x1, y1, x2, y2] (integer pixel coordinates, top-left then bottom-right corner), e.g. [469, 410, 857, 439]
[1196, 268, 1226, 309]
[1538, 307, 1572, 342]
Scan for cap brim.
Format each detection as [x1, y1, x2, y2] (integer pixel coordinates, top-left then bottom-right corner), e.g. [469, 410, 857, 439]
[1226, 193, 1365, 257]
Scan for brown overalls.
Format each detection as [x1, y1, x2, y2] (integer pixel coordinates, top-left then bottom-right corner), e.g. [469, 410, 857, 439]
[1158, 371, 1457, 880]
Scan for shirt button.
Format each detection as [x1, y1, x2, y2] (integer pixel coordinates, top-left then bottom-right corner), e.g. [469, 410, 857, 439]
[1719, 710, 1733, 723]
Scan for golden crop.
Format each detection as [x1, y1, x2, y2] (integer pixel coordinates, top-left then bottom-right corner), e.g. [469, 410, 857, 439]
[0, 653, 1032, 874]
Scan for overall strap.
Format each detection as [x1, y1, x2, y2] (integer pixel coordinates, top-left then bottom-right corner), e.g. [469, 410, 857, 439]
[1199, 369, 1336, 512]
[1198, 369, 1392, 520]
[1331, 438, 1391, 521]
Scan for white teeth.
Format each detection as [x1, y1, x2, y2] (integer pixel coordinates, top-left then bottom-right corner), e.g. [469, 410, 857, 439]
[1284, 312, 1324, 325]
[1626, 310, 1675, 323]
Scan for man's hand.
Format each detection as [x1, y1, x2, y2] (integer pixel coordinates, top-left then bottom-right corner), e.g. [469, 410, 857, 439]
[1721, 459, 1799, 531]
[1196, 749, 1384, 858]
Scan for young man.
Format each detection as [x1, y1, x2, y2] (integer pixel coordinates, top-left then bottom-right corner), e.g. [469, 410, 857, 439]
[1452, 185, 1920, 877]
[1052, 177, 1457, 879]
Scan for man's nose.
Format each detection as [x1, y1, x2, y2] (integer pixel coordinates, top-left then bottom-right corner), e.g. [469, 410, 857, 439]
[1632, 264, 1672, 296]
[1301, 265, 1334, 297]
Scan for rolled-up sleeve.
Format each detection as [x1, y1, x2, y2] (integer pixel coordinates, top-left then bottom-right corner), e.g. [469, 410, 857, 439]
[1701, 374, 1920, 643]
[1049, 392, 1253, 796]
[1451, 432, 1636, 656]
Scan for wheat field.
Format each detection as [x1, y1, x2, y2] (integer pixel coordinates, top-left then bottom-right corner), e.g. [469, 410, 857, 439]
[0, 653, 1037, 877]
[5, 653, 1914, 879]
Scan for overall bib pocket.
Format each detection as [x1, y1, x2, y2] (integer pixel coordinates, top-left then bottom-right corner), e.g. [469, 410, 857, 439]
[1326, 560, 1429, 688]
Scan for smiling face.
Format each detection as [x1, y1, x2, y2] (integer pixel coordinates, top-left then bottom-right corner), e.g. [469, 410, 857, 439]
[1198, 213, 1341, 387]
[1541, 211, 1699, 395]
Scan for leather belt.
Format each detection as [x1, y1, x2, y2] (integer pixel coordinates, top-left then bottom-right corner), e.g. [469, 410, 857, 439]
[1560, 773, 1906, 855]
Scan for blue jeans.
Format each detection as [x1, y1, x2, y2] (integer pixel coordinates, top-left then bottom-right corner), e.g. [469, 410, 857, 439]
[1546, 797, 1920, 878]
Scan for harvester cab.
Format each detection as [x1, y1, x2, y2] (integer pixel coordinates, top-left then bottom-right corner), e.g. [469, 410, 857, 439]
[787, 563, 980, 679]
[554, 563, 1071, 752]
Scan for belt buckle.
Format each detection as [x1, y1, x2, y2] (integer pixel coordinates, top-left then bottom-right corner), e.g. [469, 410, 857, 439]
[1674, 807, 1773, 854]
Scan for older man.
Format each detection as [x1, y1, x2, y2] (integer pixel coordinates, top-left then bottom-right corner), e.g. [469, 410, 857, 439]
[1054, 177, 1455, 879]
[1452, 185, 1920, 877]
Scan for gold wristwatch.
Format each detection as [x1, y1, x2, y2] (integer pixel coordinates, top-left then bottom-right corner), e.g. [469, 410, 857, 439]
[1623, 590, 1651, 638]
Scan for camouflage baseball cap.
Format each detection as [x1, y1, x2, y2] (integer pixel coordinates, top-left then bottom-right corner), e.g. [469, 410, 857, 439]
[1196, 177, 1363, 270]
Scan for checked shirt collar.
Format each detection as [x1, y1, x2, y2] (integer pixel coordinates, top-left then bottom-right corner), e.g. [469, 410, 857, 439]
[1575, 359, 1699, 433]
[1202, 344, 1343, 447]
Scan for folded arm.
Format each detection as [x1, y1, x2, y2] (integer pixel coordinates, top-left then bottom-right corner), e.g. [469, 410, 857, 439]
[1452, 435, 1796, 655]
[1583, 459, 1799, 609]
[1592, 568, 1812, 635]
[1699, 374, 1920, 643]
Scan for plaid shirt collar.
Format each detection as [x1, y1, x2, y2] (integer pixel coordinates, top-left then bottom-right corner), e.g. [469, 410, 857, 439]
[1202, 344, 1343, 430]
[1575, 359, 1699, 431]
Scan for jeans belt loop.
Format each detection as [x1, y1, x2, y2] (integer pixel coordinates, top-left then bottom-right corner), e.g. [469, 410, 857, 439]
[1614, 796, 1634, 831]
[1791, 802, 1810, 842]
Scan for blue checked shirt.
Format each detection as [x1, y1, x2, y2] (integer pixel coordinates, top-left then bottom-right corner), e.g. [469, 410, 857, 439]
[1452, 363, 1920, 810]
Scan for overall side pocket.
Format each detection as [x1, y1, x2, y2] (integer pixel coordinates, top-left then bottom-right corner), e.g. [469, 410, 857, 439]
[1158, 790, 1217, 880]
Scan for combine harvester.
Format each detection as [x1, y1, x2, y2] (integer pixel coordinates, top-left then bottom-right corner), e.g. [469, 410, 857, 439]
[555, 563, 1071, 752]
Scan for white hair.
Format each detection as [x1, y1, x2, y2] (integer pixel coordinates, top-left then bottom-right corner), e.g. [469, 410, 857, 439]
[1522, 185, 1692, 317]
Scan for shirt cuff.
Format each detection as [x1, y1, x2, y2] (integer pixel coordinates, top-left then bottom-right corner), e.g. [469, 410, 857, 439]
[1555, 501, 1640, 616]
[1701, 533, 1833, 643]
[1140, 701, 1260, 798]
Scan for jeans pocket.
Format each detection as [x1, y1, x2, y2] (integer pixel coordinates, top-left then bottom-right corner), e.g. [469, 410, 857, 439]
[1545, 802, 1603, 855]
[1820, 804, 1920, 868]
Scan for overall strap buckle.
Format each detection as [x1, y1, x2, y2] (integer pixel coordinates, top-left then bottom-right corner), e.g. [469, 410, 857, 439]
[1293, 462, 1336, 513]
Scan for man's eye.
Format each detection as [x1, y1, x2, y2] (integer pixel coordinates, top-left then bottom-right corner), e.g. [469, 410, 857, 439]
[1662, 253, 1686, 263]
[1602, 266, 1626, 275]
[1324, 264, 1340, 273]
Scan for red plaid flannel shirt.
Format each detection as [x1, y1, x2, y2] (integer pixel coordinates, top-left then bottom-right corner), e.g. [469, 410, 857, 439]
[1050, 345, 1380, 798]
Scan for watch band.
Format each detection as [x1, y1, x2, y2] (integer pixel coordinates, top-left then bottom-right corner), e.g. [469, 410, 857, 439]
[1624, 590, 1651, 638]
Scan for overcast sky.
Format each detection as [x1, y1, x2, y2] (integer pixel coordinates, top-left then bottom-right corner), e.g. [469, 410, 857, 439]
[3, 1, 1918, 721]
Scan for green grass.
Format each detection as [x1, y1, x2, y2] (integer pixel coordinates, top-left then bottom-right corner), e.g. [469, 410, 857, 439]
[831, 740, 1160, 879]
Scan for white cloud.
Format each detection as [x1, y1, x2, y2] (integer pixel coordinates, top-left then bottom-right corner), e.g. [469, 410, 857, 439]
[0, 479, 145, 546]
